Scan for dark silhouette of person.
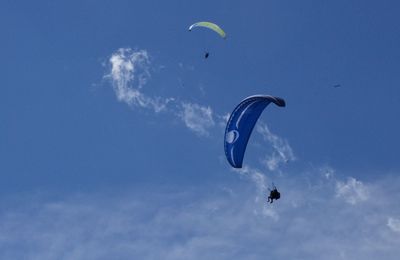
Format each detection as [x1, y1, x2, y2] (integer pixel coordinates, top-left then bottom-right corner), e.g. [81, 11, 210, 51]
[205, 52, 209, 59]
[267, 187, 281, 203]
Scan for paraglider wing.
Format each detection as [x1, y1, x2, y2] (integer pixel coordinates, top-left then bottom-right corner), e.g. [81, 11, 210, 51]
[224, 95, 286, 168]
[188, 22, 226, 39]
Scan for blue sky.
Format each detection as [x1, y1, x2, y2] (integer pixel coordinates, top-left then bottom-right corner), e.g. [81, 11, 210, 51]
[1, 0, 400, 259]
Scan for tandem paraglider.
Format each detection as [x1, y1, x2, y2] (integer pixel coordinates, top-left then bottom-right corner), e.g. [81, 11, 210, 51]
[224, 95, 286, 205]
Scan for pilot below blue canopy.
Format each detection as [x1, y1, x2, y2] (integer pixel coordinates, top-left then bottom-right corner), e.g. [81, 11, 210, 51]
[224, 95, 286, 168]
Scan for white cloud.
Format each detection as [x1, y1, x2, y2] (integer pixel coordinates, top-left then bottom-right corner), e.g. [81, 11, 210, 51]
[320, 165, 335, 180]
[256, 122, 295, 171]
[216, 113, 230, 129]
[388, 217, 400, 232]
[105, 48, 173, 113]
[234, 166, 279, 220]
[180, 102, 215, 136]
[236, 166, 268, 196]
[335, 177, 369, 205]
[104, 48, 222, 138]
[2, 172, 400, 259]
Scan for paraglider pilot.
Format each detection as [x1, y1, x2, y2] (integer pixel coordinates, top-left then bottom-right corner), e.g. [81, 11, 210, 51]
[267, 185, 280, 203]
[205, 52, 209, 59]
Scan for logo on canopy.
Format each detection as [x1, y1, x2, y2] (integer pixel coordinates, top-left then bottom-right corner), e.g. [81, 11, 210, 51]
[226, 130, 239, 144]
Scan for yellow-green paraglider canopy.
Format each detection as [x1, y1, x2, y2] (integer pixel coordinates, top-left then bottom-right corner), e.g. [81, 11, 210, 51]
[188, 22, 226, 39]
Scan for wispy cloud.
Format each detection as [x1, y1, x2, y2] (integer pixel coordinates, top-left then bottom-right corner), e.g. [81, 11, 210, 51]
[235, 166, 268, 196]
[335, 177, 369, 205]
[216, 113, 230, 129]
[104, 48, 220, 137]
[320, 165, 335, 180]
[2, 173, 400, 259]
[179, 102, 215, 136]
[388, 217, 400, 232]
[105, 48, 173, 113]
[256, 122, 296, 171]
[234, 166, 279, 220]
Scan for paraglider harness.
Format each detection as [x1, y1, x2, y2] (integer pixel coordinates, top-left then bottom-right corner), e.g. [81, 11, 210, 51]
[267, 184, 280, 203]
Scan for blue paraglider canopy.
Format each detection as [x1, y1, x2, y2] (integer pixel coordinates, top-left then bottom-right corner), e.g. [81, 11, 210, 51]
[224, 95, 286, 168]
